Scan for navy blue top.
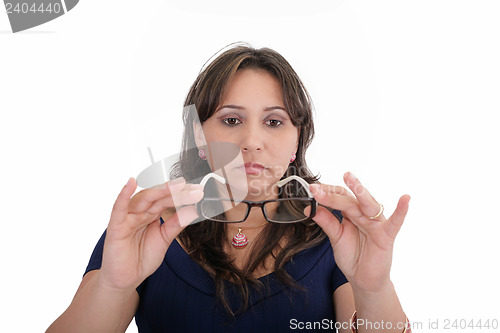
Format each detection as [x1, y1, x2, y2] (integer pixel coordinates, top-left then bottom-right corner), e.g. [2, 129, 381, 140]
[85, 221, 348, 332]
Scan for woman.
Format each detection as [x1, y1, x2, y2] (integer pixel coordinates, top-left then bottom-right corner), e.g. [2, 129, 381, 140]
[47, 43, 412, 332]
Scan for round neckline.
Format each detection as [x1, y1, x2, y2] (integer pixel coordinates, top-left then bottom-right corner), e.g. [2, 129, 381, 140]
[161, 217, 332, 298]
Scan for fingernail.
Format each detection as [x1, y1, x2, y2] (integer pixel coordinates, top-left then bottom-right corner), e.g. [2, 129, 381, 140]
[189, 184, 204, 191]
[348, 172, 357, 181]
[125, 177, 133, 188]
[190, 188, 205, 201]
[191, 188, 204, 194]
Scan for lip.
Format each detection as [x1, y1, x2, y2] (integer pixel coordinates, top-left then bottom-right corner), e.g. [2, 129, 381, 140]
[238, 162, 266, 174]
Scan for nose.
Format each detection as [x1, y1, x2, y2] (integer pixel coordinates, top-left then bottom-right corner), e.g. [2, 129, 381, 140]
[240, 122, 264, 152]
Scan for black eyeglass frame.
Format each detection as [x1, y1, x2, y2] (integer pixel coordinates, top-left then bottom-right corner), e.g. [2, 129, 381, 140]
[195, 174, 318, 224]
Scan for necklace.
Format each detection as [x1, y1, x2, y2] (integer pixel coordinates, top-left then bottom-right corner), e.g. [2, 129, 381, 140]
[229, 222, 268, 248]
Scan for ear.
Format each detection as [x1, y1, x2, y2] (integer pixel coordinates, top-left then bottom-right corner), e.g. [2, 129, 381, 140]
[193, 120, 207, 149]
[295, 126, 301, 152]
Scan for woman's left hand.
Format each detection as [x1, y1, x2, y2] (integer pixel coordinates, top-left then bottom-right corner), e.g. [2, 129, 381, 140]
[307, 172, 410, 293]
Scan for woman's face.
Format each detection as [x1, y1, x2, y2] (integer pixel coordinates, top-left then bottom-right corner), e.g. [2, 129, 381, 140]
[196, 68, 299, 200]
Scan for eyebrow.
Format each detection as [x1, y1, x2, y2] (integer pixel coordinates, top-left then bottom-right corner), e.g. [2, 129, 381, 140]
[217, 105, 287, 112]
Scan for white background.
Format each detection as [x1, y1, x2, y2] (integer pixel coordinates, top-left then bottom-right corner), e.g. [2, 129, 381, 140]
[1, 1, 499, 332]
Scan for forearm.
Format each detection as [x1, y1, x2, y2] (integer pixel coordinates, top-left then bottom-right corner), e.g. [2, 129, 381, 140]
[46, 271, 137, 333]
[352, 281, 407, 333]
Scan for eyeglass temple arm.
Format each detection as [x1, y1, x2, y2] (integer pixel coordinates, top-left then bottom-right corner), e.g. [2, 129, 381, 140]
[276, 175, 313, 198]
[199, 172, 226, 188]
[200, 174, 312, 197]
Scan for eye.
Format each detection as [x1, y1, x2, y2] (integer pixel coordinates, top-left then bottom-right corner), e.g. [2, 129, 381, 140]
[223, 117, 241, 126]
[266, 119, 283, 127]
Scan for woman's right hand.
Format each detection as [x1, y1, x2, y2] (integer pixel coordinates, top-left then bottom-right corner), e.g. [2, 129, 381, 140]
[98, 177, 204, 291]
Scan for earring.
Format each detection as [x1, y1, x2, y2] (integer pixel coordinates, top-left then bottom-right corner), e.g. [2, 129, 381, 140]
[290, 152, 296, 163]
[198, 149, 207, 160]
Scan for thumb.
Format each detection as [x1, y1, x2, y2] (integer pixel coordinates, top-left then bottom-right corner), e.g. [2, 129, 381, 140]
[386, 194, 411, 238]
[305, 205, 343, 245]
[159, 206, 199, 244]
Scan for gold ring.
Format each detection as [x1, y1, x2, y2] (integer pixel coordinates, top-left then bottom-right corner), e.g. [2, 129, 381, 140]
[368, 204, 384, 220]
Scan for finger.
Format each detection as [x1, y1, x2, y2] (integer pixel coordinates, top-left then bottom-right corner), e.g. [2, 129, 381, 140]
[309, 184, 355, 204]
[110, 178, 137, 226]
[309, 183, 353, 197]
[386, 195, 411, 238]
[155, 206, 199, 257]
[128, 179, 193, 213]
[161, 205, 200, 239]
[343, 172, 385, 220]
[131, 187, 204, 229]
[305, 204, 343, 245]
[128, 178, 187, 212]
[143, 187, 205, 215]
[309, 184, 364, 221]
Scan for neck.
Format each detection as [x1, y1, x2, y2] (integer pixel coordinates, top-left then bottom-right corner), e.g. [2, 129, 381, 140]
[228, 209, 269, 229]
[227, 221, 268, 230]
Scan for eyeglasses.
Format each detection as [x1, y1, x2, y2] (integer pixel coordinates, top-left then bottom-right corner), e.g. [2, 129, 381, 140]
[195, 174, 317, 224]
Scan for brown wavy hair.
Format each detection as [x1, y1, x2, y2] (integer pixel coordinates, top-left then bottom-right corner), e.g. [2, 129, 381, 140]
[170, 42, 327, 318]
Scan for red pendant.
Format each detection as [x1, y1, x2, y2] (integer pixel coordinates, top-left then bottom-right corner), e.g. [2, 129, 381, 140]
[231, 228, 249, 248]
